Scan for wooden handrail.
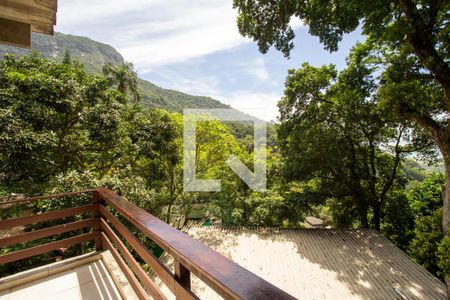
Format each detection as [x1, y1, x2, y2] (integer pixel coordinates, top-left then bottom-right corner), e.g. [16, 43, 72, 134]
[0, 232, 96, 265]
[0, 188, 296, 299]
[101, 232, 150, 300]
[96, 188, 296, 300]
[0, 198, 98, 266]
[0, 189, 96, 205]
[100, 218, 167, 300]
[0, 218, 97, 247]
[98, 206, 187, 297]
[0, 204, 97, 229]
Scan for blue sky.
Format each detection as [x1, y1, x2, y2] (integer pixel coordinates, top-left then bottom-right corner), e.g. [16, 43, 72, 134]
[56, 0, 364, 121]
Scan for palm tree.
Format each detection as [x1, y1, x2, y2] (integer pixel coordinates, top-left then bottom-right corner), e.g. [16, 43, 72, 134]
[102, 62, 141, 102]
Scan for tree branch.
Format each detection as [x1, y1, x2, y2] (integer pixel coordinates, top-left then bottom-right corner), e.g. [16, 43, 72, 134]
[380, 124, 405, 202]
[398, 106, 443, 140]
[397, 0, 450, 104]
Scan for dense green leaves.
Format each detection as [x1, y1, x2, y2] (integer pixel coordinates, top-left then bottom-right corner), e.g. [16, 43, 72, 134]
[0, 32, 236, 114]
[234, 2, 449, 285]
[0, 54, 115, 188]
[408, 208, 445, 278]
[233, 0, 449, 67]
[103, 62, 140, 102]
[1, 40, 448, 282]
[408, 173, 445, 216]
[0, 53, 291, 229]
[277, 57, 419, 229]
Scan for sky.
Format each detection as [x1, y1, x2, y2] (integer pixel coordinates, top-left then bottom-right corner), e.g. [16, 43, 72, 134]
[56, 0, 364, 121]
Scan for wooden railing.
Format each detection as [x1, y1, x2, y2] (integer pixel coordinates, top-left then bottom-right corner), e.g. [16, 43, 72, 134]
[0, 188, 296, 300]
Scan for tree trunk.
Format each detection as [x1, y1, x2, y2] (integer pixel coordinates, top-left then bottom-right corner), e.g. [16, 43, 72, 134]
[431, 127, 450, 296]
[360, 211, 368, 228]
[404, 101, 450, 296]
[357, 200, 369, 228]
[442, 147, 450, 297]
[443, 159, 450, 233]
[166, 204, 172, 224]
[373, 201, 381, 231]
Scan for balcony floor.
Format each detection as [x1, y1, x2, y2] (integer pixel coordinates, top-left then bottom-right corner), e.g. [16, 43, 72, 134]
[0, 251, 137, 300]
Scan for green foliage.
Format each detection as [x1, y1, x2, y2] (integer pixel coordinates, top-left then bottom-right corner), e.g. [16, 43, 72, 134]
[408, 173, 445, 216]
[231, 191, 287, 226]
[277, 57, 420, 229]
[103, 62, 140, 102]
[1, 53, 249, 274]
[326, 197, 359, 228]
[233, 0, 449, 62]
[381, 191, 415, 250]
[408, 208, 445, 279]
[0, 32, 239, 114]
[0, 53, 123, 190]
[62, 49, 72, 65]
[0, 53, 285, 232]
[276, 56, 445, 277]
[397, 172, 447, 279]
[233, 4, 450, 288]
[48, 170, 160, 215]
[437, 236, 450, 278]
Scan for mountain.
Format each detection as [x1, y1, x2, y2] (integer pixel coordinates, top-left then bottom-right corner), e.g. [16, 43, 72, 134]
[0, 32, 231, 113]
[137, 79, 230, 112]
[0, 32, 123, 73]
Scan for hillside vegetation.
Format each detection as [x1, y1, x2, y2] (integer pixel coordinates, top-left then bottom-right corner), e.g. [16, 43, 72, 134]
[0, 25, 446, 284]
[0, 32, 231, 113]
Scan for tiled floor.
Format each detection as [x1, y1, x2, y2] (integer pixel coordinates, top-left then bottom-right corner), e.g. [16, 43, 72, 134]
[0, 260, 122, 300]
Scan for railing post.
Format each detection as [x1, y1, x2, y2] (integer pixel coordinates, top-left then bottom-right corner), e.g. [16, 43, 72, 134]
[96, 188, 297, 299]
[174, 260, 191, 296]
[93, 190, 104, 251]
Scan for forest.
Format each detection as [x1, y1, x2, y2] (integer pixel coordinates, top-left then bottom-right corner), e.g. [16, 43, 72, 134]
[0, 0, 449, 290]
[0, 47, 447, 280]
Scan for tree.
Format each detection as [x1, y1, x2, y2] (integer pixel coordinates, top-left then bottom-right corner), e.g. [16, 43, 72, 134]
[102, 62, 141, 102]
[404, 172, 448, 278]
[83, 92, 129, 175]
[0, 54, 120, 192]
[408, 208, 445, 279]
[382, 191, 415, 250]
[233, 0, 450, 288]
[0, 53, 183, 273]
[227, 190, 287, 226]
[128, 108, 182, 224]
[408, 173, 445, 216]
[191, 119, 246, 224]
[62, 49, 71, 64]
[233, 0, 449, 95]
[277, 58, 425, 230]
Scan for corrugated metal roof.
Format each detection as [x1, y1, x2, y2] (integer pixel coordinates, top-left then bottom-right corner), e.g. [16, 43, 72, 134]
[155, 227, 446, 299]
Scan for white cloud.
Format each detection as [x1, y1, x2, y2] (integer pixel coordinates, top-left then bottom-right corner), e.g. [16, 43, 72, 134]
[57, 0, 306, 72]
[57, 0, 165, 26]
[221, 91, 282, 122]
[56, 0, 299, 121]
[289, 17, 304, 29]
[151, 69, 222, 99]
[57, 0, 250, 70]
[147, 69, 281, 121]
[242, 57, 269, 81]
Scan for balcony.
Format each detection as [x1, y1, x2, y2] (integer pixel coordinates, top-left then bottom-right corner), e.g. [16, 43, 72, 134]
[0, 189, 295, 300]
